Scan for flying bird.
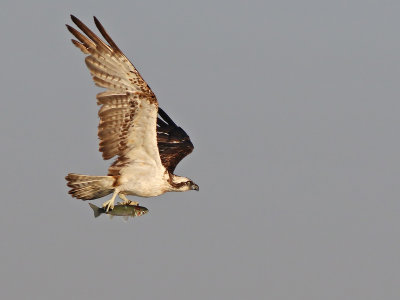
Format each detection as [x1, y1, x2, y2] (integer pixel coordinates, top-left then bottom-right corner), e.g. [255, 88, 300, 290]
[65, 15, 198, 211]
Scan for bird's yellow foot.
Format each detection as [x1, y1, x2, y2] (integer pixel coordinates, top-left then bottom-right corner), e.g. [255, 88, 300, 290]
[102, 199, 115, 212]
[119, 199, 139, 206]
[119, 195, 139, 206]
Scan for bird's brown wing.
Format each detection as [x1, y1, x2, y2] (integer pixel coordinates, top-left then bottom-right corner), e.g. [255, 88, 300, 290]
[157, 108, 194, 173]
[67, 16, 163, 175]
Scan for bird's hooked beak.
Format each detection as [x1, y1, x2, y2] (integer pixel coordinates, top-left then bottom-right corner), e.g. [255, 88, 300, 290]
[191, 183, 199, 191]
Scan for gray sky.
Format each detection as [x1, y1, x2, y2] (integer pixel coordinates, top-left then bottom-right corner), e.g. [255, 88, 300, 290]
[1, 0, 400, 299]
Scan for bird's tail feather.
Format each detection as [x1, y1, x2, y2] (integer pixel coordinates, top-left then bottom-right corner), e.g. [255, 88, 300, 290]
[65, 173, 115, 200]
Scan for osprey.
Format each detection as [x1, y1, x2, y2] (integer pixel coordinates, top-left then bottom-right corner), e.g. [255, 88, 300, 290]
[65, 15, 198, 211]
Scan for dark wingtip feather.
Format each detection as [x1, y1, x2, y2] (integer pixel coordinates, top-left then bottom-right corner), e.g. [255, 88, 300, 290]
[93, 15, 120, 51]
[66, 24, 81, 39]
[93, 16, 104, 34]
[65, 24, 73, 32]
[158, 108, 177, 127]
[70, 14, 79, 23]
[69, 14, 111, 53]
[71, 39, 90, 54]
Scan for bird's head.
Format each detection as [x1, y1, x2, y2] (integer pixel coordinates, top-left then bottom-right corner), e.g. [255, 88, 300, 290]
[188, 180, 199, 191]
[169, 175, 199, 192]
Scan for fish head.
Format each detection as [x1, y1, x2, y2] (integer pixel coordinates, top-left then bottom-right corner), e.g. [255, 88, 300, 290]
[133, 206, 149, 217]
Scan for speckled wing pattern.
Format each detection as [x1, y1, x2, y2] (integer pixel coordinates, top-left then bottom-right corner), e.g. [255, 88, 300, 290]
[66, 15, 162, 176]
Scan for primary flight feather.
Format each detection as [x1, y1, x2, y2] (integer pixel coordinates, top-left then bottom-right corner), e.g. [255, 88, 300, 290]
[65, 15, 198, 211]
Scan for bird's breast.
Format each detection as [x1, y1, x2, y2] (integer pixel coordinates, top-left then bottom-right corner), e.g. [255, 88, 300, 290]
[117, 163, 168, 197]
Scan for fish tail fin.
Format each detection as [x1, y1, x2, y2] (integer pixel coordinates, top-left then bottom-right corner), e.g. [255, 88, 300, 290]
[65, 173, 116, 200]
[88, 203, 103, 218]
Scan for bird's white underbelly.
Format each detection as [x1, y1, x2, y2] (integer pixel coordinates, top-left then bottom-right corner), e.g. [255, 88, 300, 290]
[117, 161, 168, 197]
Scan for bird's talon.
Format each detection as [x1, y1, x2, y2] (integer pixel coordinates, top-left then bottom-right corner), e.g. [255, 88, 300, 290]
[102, 199, 115, 212]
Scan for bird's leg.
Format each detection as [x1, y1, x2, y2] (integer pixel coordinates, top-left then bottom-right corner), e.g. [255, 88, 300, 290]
[102, 189, 119, 212]
[119, 194, 139, 206]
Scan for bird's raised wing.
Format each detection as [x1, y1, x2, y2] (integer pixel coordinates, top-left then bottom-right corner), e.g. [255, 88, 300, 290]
[66, 15, 163, 175]
[157, 108, 194, 173]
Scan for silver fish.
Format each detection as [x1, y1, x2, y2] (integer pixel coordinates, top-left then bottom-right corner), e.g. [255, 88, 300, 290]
[89, 202, 149, 219]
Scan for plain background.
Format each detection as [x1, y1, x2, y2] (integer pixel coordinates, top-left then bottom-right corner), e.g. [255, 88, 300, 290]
[1, 1, 399, 299]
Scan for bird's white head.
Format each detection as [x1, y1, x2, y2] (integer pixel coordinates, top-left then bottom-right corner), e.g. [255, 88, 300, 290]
[169, 175, 199, 192]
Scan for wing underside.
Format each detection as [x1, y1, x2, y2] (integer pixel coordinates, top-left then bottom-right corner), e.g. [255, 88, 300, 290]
[67, 15, 163, 175]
